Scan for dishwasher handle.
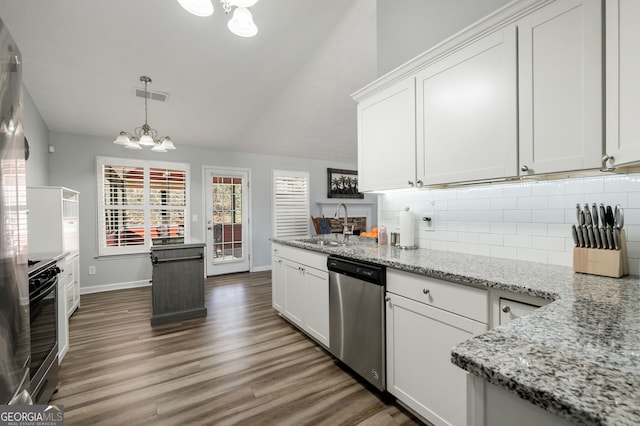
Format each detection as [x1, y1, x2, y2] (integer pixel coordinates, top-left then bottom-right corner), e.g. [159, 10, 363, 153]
[152, 253, 204, 265]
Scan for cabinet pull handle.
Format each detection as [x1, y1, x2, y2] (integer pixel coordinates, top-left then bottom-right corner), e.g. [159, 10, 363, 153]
[422, 288, 430, 295]
[385, 296, 391, 302]
[408, 180, 415, 187]
[502, 305, 511, 313]
[520, 165, 529, 172]
[416, 180, 424, 188]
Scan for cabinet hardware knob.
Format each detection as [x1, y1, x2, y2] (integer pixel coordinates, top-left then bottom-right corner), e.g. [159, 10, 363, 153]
[520, 165, 529, 172]
[385, 296, 391, 302]
[408, 180, 415, 187]
[416, 180, 424, 188]
[602, 154, 614, 163]
[422, 288, 430, 295]
[502, 305, 511, 313]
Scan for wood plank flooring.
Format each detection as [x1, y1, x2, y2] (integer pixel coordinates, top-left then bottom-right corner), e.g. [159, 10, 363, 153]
[52, 271, 424, 425]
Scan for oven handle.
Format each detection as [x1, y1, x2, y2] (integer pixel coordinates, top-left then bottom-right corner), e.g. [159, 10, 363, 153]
[30, 279, 57, 305]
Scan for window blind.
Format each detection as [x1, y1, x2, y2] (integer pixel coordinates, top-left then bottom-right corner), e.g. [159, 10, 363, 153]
[272, 170, 310, 238]
[97, 157, 189, 256]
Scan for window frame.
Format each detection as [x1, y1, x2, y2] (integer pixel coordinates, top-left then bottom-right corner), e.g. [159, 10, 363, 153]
[97, 156, 191, 256]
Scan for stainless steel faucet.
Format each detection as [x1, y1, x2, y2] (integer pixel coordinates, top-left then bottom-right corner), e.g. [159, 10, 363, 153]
[335, 203, 353, 241]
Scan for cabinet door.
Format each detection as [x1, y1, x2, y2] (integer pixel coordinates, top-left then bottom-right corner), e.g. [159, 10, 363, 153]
[57, 279, 69, 362]
[283, 260, 305, 327]
[518, 0, 602, 175]
[498, 298, 539, 325]
[357, 78, 416, 191]
[605, 0, 640, 167]
[416, 25, 517, 185]
[386, 293, 487, 426]
[303, 268, 329, 347]
[271, 257, 285, 313]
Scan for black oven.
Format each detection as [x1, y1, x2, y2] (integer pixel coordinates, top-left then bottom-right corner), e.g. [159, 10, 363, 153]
[28, 259, 60, 404]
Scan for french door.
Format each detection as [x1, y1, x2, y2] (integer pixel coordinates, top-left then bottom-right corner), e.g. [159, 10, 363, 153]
[204, 167, 250, 276]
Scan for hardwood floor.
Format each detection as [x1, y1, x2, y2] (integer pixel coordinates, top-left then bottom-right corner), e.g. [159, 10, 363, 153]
[52, 271, 423, 425]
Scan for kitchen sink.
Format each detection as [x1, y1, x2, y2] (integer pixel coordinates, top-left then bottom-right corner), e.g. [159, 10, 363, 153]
[297, 238, 353, 247]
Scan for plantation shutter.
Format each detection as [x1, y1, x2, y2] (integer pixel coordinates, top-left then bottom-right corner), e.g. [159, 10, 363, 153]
[97, 157, 190, 256]
[272, 170, 310, 238]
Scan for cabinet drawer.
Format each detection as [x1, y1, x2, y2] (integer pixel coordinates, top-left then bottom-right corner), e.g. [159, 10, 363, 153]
[272, 243, 328, 271]
[387, 269, 488, 323]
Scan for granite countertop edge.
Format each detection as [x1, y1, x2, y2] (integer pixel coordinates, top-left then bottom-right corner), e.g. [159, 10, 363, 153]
[271, 237, 640, 426]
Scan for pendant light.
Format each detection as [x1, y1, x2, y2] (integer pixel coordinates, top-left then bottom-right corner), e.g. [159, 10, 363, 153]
[113, 76, 176, 152]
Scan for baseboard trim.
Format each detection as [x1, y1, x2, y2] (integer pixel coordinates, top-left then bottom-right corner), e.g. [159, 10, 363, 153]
[80, 279, 151, 295]
[252, 265, 272, 272]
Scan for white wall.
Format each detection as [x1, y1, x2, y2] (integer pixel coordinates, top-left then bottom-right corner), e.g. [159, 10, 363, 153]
[379, 174, 640, 275]
[23, 87, 49, 186]
[46, 131, 377, 291]
[376, 0, 512, 75]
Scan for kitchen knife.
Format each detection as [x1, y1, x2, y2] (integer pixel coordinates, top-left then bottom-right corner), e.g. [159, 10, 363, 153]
[591, 203, 599, 227]
[605, 205, 615, 228]
[571, 225, 579, 247]
[614, 205, 624, 229]
[593, 223, 602, 248]
[579, 211, 589, 247]
[576, 203, 581, 224]
[605, 225, 615, 250]
[587, 224, 595, 249]
[584, 206, 592, 228]
[599, 226, 608, 249]
[613, 227, 621, 250]
[576, 224, 585, 247]
[599, 204, 607, 228]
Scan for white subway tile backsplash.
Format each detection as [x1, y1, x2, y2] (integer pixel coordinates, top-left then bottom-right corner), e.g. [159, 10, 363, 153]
[491, 197, 517, 210]
[517, 196, 548, 210]
[531, 181, 564, 196]
[491, 222, 517, 234]
[504, 234, 531, 248]
[531, 236, 565, 251]
[503, 210, 532, 223]
[491, 246, 517, 260]
[517, 223, 547, 236]
[531, 209, 565, 224]
[378, 172, 640, 269]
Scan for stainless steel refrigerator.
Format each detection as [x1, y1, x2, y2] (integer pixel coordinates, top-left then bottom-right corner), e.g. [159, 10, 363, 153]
[0, 17, 32, 405]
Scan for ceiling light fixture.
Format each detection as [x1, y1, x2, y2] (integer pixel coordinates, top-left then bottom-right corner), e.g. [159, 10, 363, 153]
[113, 76, 175, 153]
[177, 0, 259, 37]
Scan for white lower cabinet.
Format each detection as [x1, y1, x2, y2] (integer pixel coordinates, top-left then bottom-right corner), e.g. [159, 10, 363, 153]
[64, 253, 80, 317]
[271, 243, 329, 348]
[386, 270, 488, 426]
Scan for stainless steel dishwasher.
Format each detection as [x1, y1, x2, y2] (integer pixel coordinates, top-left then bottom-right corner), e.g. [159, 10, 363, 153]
[327, 255, 386, 391]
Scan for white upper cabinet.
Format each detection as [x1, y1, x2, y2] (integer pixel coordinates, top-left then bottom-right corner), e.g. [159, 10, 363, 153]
[416, 25, 518, 185]
[357, 78, 416, 191]
[517, 0, 603, 175]
[605, 0, 640, 168]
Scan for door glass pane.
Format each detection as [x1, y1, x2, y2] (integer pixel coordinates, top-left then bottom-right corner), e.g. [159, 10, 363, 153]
[211, 175, 243, 262]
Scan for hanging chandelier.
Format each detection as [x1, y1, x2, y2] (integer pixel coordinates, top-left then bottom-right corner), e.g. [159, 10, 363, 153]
[177, 0, 259, 37]
[113, 76, 175, 153]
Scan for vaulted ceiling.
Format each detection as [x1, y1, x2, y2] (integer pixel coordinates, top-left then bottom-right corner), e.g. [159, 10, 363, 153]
[0, 0, 377, 162]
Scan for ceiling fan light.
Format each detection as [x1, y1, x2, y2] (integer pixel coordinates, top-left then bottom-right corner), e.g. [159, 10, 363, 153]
[114, 131, 131, 145]
[139, 133, 155, 146]
[228, 0, 259, 7]
[162, 137, 176, 150]
[124, 137, 142, 150]
[177, 0, 214, 17]
[228, 7, 258, 37]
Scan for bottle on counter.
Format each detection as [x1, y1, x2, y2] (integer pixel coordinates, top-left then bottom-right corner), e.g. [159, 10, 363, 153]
[378, 225, 388, 246]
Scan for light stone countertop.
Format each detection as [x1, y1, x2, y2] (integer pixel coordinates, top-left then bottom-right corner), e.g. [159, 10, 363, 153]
[271, 236, 640, 426]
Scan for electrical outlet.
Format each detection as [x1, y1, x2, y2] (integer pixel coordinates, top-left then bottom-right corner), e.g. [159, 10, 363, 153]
[89, 266, 96, 275]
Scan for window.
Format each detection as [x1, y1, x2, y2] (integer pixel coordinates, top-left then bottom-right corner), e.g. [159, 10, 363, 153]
[272, 169, 309, 238]
[97, 156, 190, 256]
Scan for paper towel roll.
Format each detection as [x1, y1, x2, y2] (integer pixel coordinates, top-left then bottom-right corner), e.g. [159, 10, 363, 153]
[399, 208, 414, 248]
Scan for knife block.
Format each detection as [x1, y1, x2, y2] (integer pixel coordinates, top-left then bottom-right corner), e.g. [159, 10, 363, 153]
[573, 232, 629, 278]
